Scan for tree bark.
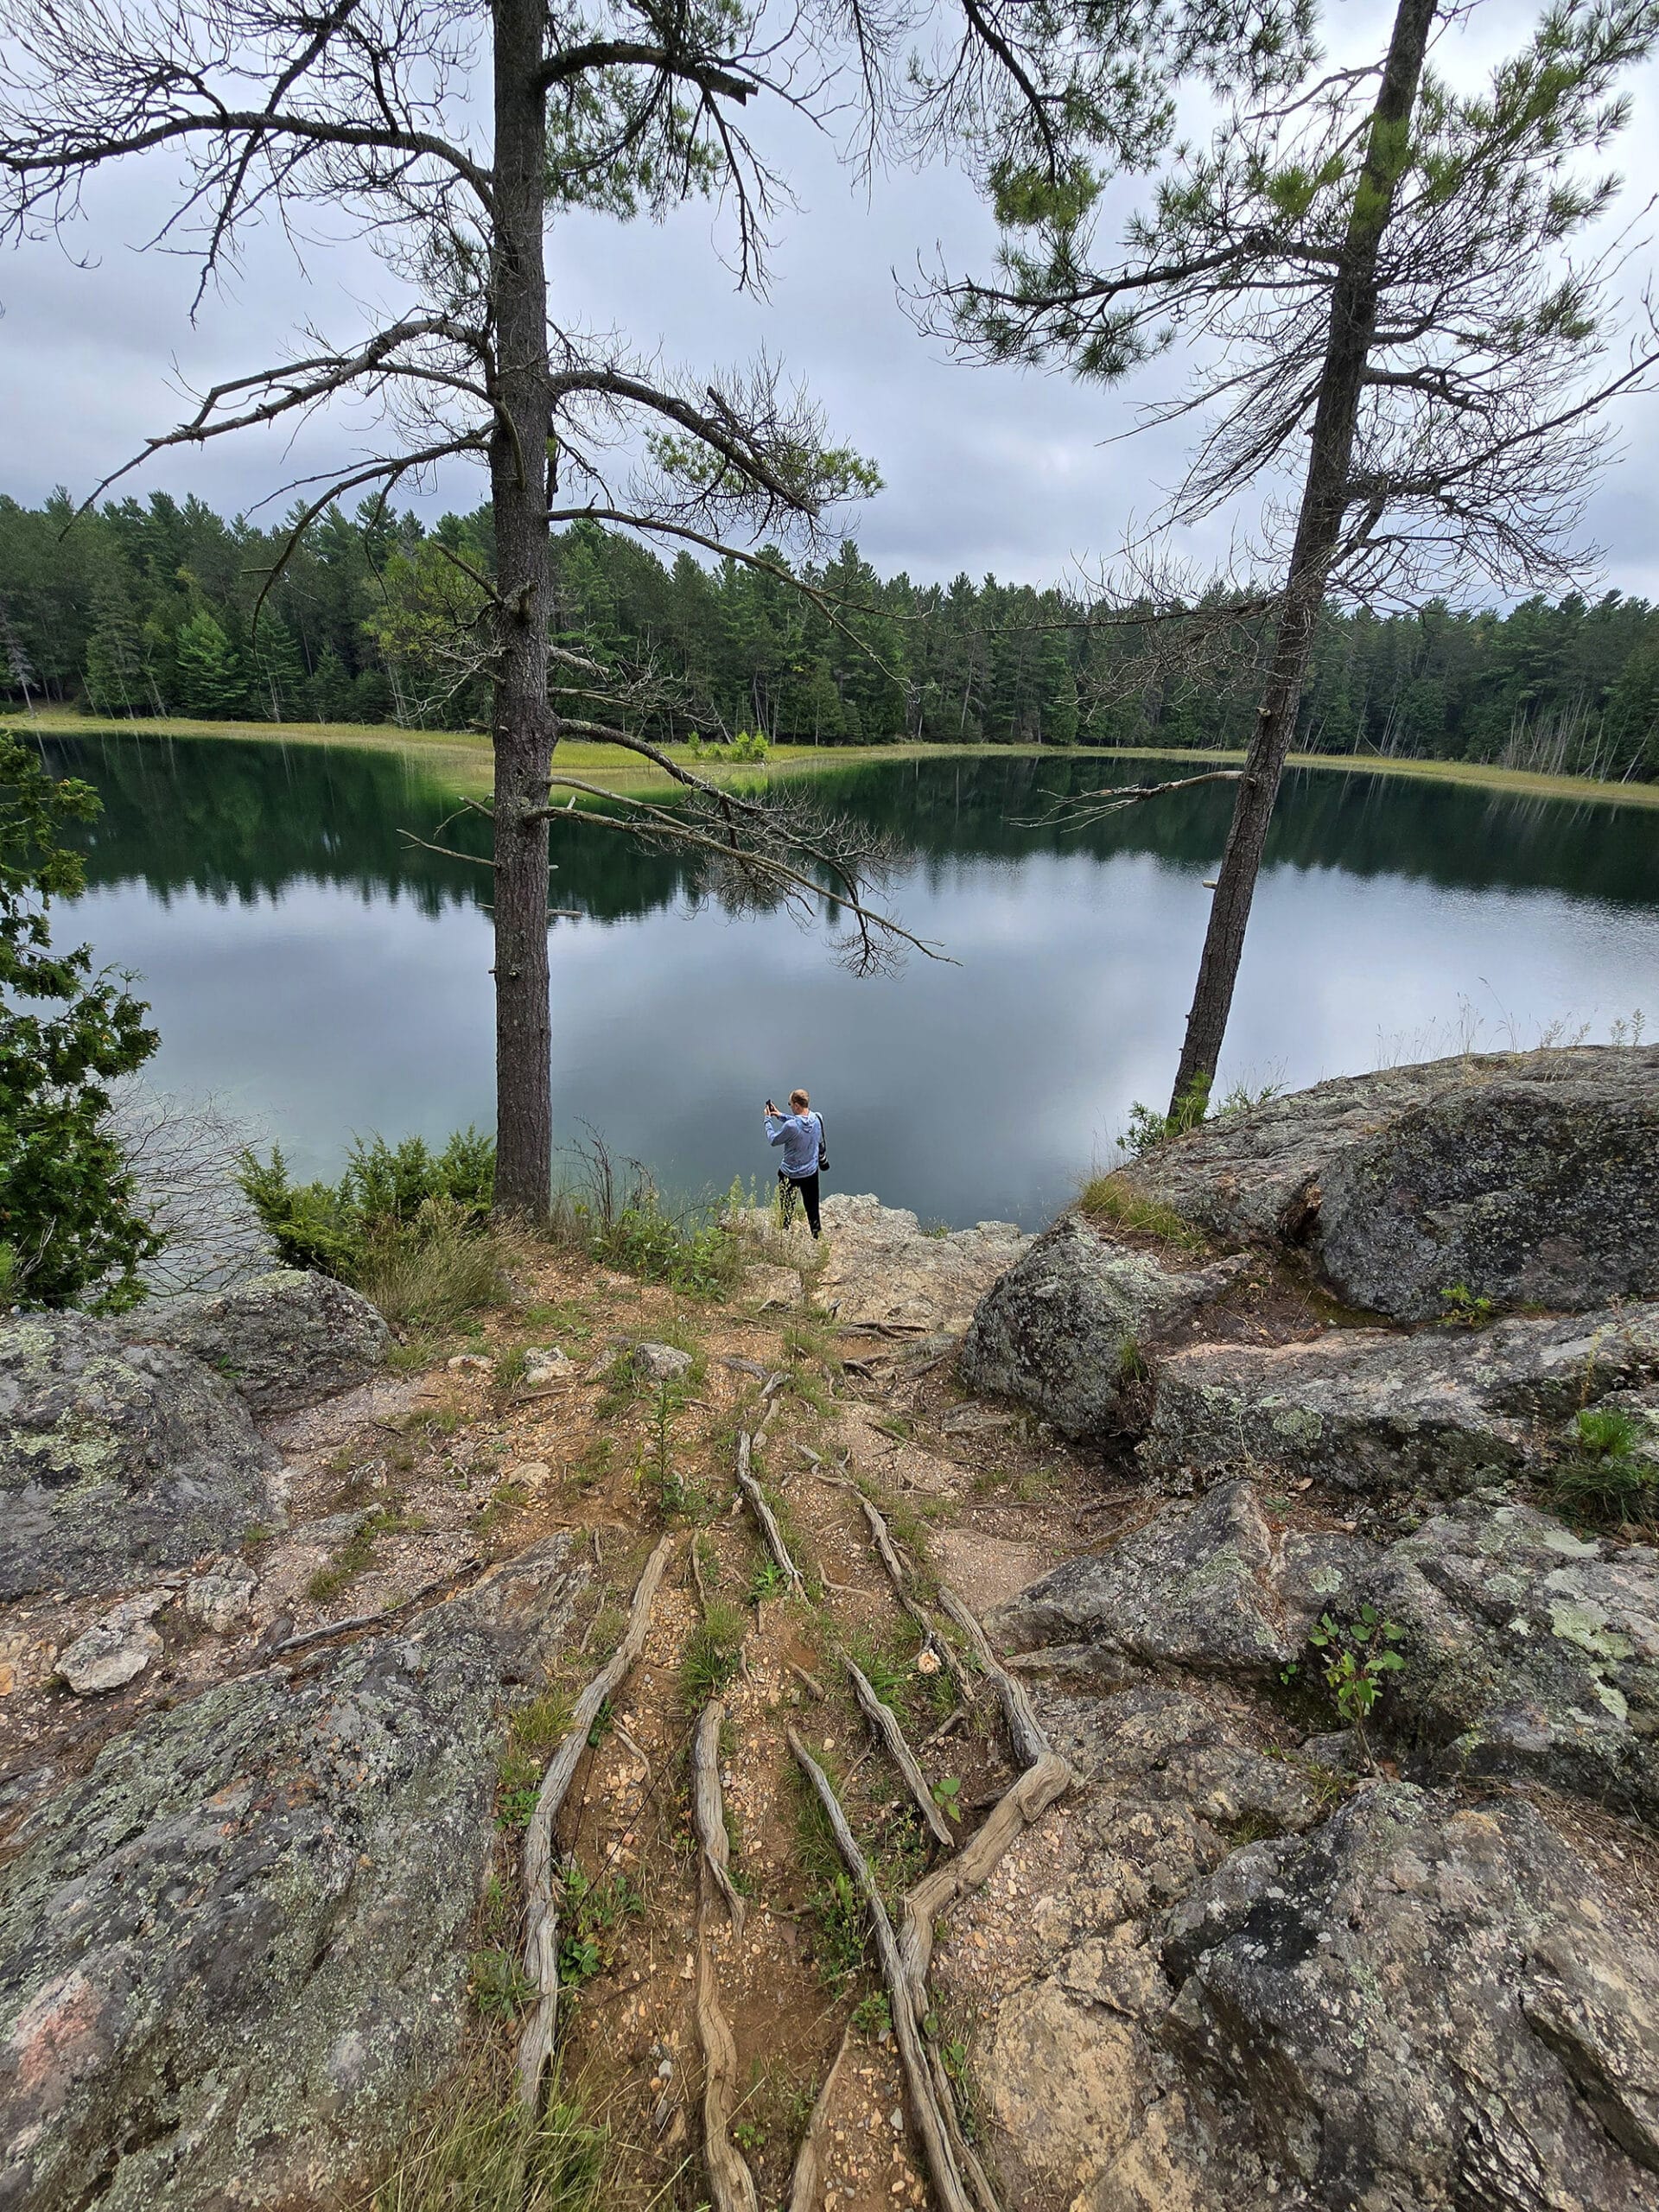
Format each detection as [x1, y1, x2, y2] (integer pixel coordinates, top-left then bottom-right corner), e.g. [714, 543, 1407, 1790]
[1167, 0, 1438, 1118]
[489, 0, 556, 1215]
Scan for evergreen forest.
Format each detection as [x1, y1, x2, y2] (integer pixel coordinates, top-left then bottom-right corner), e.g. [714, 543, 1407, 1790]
[3, 487, 1657, 781]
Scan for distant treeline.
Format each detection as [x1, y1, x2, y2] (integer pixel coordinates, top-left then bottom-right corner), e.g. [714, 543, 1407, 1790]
[3, 487, 1656, 780]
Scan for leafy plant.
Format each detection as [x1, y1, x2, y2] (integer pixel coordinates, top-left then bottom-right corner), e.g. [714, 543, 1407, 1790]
[0, 729, 162, 1308]
[469, 1946, 537, 2018]
[1439, 1283, 1495, 1327]
[930, 1775, 963, 1823]
[1284, 1605, 1406, 1762]
[749, 1556, 789, 1604]
[557, 1865, 643, 1989]
[850, 1991, 891, 2037]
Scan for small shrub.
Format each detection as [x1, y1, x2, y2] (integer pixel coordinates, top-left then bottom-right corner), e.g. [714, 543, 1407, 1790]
[850, 1992, 891, 2037]
[1439, 1283, 1495, 1327]
[1282, 1605, 1405, 1764]
[237, 1127, 512, 1329]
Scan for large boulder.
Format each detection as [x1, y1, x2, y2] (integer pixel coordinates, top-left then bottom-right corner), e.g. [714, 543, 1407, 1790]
[1140, 1301, 1659, 1497]
[0, 1314, 283, 1602]
[124, 1269, 391, 1419]
[959, 1215, 1248, 1438]
[1363, 1497, 1659, 1823]
[0, 1535, 585, 2212]
[1164, 1782, 1659, 2211]
[989, 1478, 1364, 1675]
[1118, 1046, 1659, 1320]
[811, 1194, 1030, 1333]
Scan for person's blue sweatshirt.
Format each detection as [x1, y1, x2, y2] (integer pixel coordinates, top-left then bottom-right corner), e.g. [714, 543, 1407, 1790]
[765, 1110, 821, 1179]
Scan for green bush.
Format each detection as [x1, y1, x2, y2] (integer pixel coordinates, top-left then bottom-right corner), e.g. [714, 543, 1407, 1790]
[0, 729, 162, 1309]
[237, 1127, 510, 1326]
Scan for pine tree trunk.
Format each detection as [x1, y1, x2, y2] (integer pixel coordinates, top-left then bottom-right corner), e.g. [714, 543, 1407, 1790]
[489, 0, 556, 1215]
[1167, 0, 1438, 1119]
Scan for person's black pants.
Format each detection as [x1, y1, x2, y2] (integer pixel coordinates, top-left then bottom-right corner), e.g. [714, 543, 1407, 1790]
[779, 1168, 822, 1237]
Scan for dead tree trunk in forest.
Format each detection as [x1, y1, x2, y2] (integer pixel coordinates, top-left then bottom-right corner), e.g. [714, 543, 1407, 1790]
[1167, 0, 1437, 1117]
[489, 0, 557, 1215]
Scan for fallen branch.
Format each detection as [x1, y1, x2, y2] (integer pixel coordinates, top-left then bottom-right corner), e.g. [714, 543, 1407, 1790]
[846, 1660, 956, 1848]
[694, 1700, 760, 2212]
[786, 2024, 853, 2212]
[735, 1431, 804, 1596]
[517, 1532, 676, 2107]
[788, 1731, 976, 2212]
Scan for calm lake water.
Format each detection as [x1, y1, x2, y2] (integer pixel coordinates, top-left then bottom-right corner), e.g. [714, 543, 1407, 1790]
[49, 733, 1659, 1230]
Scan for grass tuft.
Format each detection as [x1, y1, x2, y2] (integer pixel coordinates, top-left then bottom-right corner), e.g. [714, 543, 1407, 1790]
[366, 2056, 607, 2212]
[1078, 1173, 1207, 1251]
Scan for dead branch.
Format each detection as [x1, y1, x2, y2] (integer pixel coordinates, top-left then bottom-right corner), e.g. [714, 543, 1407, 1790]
[735, 1430, 804, 1596]
[518, 1532, 675, 2107]
[846, 1659, 956, 1848]
[1013, 768, 1245, 831]
[787, 1730, 976, 2212]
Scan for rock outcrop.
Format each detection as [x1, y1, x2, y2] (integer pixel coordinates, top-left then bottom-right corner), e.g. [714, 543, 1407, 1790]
[990, 1478, 1363, 1677]
[958, 1215, 1248, 1438]
[0, 1314, 283, 1602]
[1363, 1496, 1659, 1821]
[811, 1194, 1030, 1333]
[124, 1268, 391, 1418]
[1165, 1782, 1659, 2211]
[1140, 1301, 1659, 1496]
[1116, 1045, 1659, 1319]
[0, 1536, 586, 2212]
[995, 1479, 1659, 1828]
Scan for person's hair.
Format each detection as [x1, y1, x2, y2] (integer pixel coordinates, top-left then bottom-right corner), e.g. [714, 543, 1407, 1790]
[790, 1088, 810, 1111]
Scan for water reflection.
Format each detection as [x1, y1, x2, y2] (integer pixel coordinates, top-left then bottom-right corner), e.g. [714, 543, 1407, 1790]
[48, 732, 1659, 1226]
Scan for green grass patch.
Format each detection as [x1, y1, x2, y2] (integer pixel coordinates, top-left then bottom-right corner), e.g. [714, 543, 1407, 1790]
[1078, 1173, 1207, 1250]
[304, 1503, 422, 1605]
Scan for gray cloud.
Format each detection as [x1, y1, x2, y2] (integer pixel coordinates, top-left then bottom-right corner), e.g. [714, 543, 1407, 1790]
[3, 4, 1656, 595]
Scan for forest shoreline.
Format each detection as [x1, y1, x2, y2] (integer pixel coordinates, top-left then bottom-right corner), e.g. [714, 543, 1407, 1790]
[19, 701, 1659, 810]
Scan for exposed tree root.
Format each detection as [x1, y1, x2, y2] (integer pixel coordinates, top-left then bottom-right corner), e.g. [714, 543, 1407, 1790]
[846, 1658, 956, 1848]
[517, 1531, 676, 2107]
[692, 1700, 747, 1935]
[936, 1584, 1051, 1772]
[694, 1698, 760, 2212]
[790, 1575, 1073, 2212]
[855, 1491, 975, 1706]
[785, 2024, 853, 2212]
[788, 1729, 978, 2212]
[736, 1429, 805, 1594]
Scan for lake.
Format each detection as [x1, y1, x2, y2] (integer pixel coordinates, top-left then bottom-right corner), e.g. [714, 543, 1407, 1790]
[47, 732, 1659, 1230]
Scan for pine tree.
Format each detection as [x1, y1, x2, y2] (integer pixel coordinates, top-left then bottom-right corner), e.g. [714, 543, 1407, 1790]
[174, 610, 246, 716]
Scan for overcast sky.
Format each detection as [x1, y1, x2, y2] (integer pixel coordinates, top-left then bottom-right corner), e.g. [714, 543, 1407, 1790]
[4, 0, 1658, 598]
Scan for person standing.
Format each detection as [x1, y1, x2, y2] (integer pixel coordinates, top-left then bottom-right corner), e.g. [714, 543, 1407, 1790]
[764, 1089, 823, 1238]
